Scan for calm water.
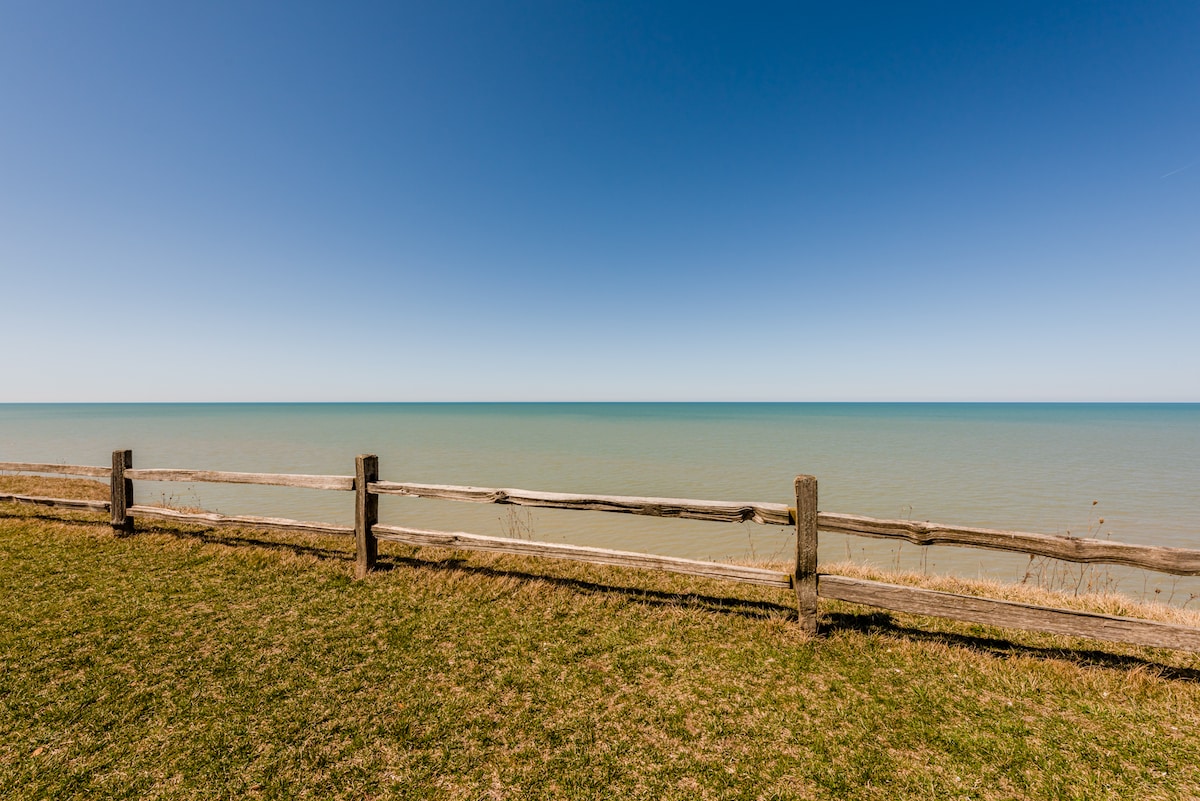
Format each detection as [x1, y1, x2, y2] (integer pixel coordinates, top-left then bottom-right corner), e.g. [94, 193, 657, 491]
[3, 403, 1199, 601]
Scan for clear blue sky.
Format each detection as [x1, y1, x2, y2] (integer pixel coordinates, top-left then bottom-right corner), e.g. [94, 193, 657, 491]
[2, 1, 1197, 401]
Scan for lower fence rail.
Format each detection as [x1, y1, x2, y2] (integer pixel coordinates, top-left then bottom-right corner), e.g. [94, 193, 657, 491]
[818, 574, 1200, 653]
[372, 524, 794, 588]
[127, 505, 354, 538]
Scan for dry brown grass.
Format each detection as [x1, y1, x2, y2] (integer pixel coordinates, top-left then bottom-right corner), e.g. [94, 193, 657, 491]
[820, 560, 1200, 628]
[0, 474, 109, 500]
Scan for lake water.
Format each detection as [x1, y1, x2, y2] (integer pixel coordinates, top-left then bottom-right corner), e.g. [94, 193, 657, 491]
[3, 403, 1199, 602]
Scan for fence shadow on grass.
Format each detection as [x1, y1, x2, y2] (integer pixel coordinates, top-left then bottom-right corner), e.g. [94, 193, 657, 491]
[7, 500, 1199, 673]
[0, 505, 101, 520]
[0, 505, 788, 622]
[823, 609, 1200, 681]
[376, 551, 798, 622]
[132, 522, 355, 563]
[386, 551, 1200, 675]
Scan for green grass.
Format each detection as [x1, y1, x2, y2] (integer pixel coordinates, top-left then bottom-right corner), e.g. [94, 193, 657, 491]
[2, 476, 1200, 799]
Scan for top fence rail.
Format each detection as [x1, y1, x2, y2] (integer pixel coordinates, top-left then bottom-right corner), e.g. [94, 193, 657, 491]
[5, 458, 1200, 576]
[369, 480, 794, 525]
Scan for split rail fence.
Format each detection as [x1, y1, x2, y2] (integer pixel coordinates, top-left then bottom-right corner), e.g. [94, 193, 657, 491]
[4, 451, 1200, 653]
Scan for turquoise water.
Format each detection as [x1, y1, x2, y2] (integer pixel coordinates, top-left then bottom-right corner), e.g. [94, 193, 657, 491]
[3, 403, 1199, 600]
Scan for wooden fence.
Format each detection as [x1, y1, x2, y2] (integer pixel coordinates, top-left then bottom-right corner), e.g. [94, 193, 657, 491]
[4, 451, 1200, 653]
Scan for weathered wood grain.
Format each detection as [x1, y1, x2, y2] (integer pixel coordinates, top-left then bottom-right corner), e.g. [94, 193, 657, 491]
[370, 481, 794, 525]
[794, 475, 819, 634]
[127, 505, 354, 537]
[355, 455, 379, 579]
[817, 512, 1200, 576]
[0, 493, 111, 512]
[372, 524, 794, 588]
[0, 462, 111, 478]
[111, 450, 133, 534]
[818, 574, 1200, 652]
[124, 469, 355, 491]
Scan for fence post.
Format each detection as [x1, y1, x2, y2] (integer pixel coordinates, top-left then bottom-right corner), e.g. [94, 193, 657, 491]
[111, 449, 133, 534]
[794, 475, 818, 634]
[355, 454, 379, 579]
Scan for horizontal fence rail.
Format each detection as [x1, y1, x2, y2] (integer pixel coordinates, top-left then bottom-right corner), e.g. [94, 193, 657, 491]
[126, 505, 354, 538]
[0, 462, 111, 479]
[3, 448, 1200, 654]
[817, 512, 1200, 576]
[372, 524, 793, 588]
[124, 469, 355, 491]
[371, 481, 794, 525]
[818, 575, 1200, 652]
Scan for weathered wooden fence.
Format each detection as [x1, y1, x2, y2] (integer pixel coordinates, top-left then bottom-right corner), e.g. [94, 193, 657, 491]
[4, 452, 1200, 653]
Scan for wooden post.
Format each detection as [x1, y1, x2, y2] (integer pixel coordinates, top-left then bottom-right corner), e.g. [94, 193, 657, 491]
[111, 449, 133, 534]
[355, 454, 379, 579]
[794, 475, 818, 634]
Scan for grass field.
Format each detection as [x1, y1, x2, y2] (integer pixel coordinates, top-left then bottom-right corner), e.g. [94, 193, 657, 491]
[3, 475, 1200, 800]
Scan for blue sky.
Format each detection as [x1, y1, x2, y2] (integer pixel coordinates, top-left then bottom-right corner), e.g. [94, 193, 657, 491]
[2, 1, 1197, 401]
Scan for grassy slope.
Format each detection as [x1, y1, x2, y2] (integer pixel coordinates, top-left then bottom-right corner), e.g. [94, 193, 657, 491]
[2, 476, 1199, 800]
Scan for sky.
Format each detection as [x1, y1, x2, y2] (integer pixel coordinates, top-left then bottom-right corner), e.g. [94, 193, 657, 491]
[2, 1, 1197, 402]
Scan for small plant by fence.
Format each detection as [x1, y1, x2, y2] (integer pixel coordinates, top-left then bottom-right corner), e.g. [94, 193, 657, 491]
[4, 451, 1200, 653]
